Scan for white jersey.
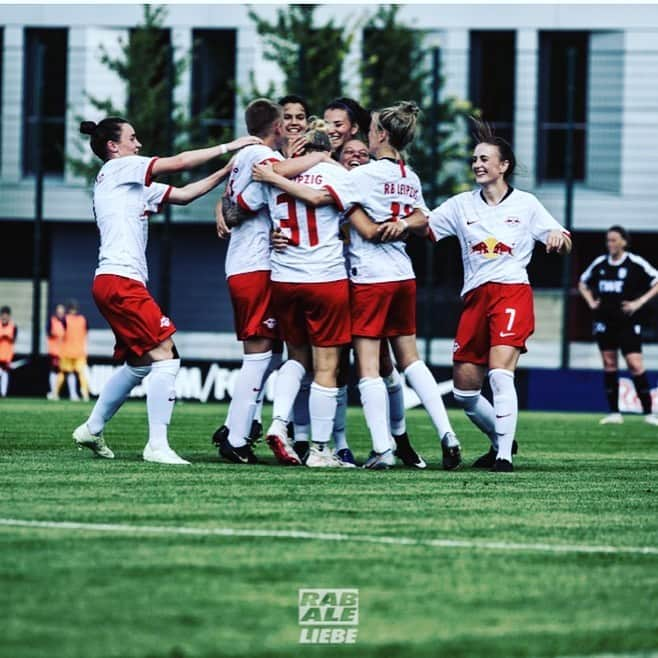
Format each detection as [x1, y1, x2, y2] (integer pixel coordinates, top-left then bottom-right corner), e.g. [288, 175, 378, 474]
[224, 144, 282, 278]
[93, 155, 171, 284]
[329, 158, 428, 284]
[240, 162, 349, 283]
[429, 188, 568, 297]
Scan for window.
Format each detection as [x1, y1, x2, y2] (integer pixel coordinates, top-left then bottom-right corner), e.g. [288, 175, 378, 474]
[0, 28, 4, 163]
[192, 29, 237, 143]
[23, 28, 68, 176]
[537, 31, 589, 182]
[469, 31, 516, 145]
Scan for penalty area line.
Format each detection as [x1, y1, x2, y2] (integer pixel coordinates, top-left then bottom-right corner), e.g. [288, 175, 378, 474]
[1, 518, 658, 557]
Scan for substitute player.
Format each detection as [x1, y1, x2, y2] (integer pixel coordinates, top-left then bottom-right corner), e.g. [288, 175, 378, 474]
[0, 306, 16, 397]
[73, 116, 257, 464]
[46, 303, 66, 400]
[579, 226, 658, 425]
[429, 120, 572, 472]
[55, 300, 90, 401]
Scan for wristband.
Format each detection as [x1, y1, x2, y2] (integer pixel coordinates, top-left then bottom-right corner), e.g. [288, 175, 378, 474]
[219, 144, 228, 156]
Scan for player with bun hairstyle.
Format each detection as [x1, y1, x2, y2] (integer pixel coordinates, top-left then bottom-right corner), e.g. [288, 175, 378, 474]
[72, 116, 259, 464]
[429, 118, 572, 472]
[579, 226, 658, 426]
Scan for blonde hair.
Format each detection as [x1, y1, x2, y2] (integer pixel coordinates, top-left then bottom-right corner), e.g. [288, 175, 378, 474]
[376, 101, 420, 151]
[304, 116, 332, 152]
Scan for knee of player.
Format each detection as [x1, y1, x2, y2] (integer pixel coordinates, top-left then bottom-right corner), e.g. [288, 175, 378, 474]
[453, 387, 481, 410]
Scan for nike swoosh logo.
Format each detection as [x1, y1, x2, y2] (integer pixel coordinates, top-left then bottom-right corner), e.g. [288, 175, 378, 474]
[499, 332, 515, 337]
[466, 220, 479, 225]
[496, 414, 512, 419]
[168, 397, 176, 402]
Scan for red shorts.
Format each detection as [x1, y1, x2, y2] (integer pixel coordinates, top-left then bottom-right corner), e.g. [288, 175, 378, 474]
[350, 279, 416, 338]
[48, 355, 61, 371]
[271, 279, 351, 347]
[92, 274, 177, 361]
[227, 271, 278, 341]
[453, 282, 534, 365]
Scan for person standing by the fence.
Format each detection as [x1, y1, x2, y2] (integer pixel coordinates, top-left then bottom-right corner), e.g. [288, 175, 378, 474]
[579, 225, 658, 425]
[0, 306, 17, 398]
[56, 300, 90, 402]
[46, 303, 67, 400]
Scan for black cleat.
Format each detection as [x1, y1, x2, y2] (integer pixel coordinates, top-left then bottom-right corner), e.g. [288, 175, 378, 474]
[492, 458, 513, 472]
[472, 447, 496, 469]
[248, 419, 263, 445]
[473, 441, 518, 469]
[218, 435, 258, 464]
[393, 432, 427, 469]
[293, 440, 309, 463]
[211, 424, 229, 447]
[441, 432, 462, 470]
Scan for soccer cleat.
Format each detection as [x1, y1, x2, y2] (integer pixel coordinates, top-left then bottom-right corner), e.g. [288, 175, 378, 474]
[336, 448, 357, 467]
[441, 432, 462, 470]
[265, 421, 301, 465]
[217, 434, 258, 464]
[491, 458, 513, 473]
[473, 440, 519, 469]
[248, 419, 264, 444]
[306, 444, 355, 468]
[362, 449, 396, 470]
[293, 440, 310, 462]
[73, 423, 114, 459]
[211, 424, 229, 447]
[143, 444, 190, 465]
[46, 392, 59, 401]
[393, 432, 426, 469]
[644, 414, 658, 427]
[600, 412, 623, 425]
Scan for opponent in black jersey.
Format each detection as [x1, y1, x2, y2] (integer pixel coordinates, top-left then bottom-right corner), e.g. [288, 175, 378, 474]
[579, 226, 658, 425]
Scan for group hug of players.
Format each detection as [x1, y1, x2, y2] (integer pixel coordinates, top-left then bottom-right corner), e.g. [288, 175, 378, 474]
[70, 92, 658, 471]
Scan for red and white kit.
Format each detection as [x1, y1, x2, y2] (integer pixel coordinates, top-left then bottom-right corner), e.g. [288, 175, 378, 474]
[429, 188, 569, 362]
[92, 155, 176, 360]
[240, 161, 351, 346]
[225, 144, 283, 340]
[327, 158, 429, 337]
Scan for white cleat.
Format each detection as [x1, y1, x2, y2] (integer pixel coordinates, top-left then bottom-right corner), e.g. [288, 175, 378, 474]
[73, 423, 114, 459]
[599, 412, 623, 425]
[265, 418, 301, 465]
[46, 392, 59, 401]
[143, 444, 190, 465]
[362, 449, 396, 470]
[644, 414, 658, 427]
[306, 444, 356, 468]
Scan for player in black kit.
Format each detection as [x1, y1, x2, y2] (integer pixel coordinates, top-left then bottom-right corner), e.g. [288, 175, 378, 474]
[579, 226, 658, 425]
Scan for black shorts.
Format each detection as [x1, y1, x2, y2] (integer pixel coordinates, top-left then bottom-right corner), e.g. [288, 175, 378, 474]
[593, 319, 642, 354]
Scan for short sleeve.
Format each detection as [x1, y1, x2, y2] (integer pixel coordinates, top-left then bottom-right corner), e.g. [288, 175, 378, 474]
[109, 155, 158, 187]
[143, 182, 172, 214]
[428, 197, 460, 242]
[530, 196, 567, 243]
[238, 181, 268, 212]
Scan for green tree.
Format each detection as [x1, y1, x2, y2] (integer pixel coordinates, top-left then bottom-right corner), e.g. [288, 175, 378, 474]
[247, 4, 355, 114]
[69, 5, 219, 183]
[360, 5, 476, 206]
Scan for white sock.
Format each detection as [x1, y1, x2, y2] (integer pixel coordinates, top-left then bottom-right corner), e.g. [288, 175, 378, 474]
[332, 385, 349, 451]
[87, 364, 151, 435]
[0, 370, 8, 397]
[67, 372, 80, 400]
[272, 359, 306, 425]
[228, 351, 272, 448]
[254, 351, 282, 423]
[146, 358, 181, 452]
[49, 371, 58, 395]
[293, 373, 312, 442]
[384, 368, 406, 436]
[358, 377, 391, 454]
[488, 368, 518, 462]
[310, 382, 338, 445]
[453, 388, 498, 450]
[404, 360, 453, 437]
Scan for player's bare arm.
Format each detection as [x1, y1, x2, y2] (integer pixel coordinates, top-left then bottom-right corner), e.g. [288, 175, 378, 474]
[167, 161, 234, 206]
[252, 163, 334, 207]
[578, 281, 600, 310]
[151, 135, 262, 177]
[622, 279, 658, 316]
[271, 151, 337, 178]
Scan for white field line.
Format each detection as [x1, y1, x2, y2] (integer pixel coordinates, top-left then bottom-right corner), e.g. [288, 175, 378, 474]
[1, 518, 658, 557]
[557, 653, 658, 658]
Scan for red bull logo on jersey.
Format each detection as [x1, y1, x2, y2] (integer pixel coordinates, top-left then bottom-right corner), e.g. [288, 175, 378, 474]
[469, 237, 514, 259]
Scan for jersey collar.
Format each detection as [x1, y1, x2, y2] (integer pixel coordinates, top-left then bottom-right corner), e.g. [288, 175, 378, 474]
[607, 252, 628, 266]
[479, 185, 514, 206]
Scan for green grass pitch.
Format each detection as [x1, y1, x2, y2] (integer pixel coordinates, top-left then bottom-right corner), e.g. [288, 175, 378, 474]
[1, 397, 657, 658]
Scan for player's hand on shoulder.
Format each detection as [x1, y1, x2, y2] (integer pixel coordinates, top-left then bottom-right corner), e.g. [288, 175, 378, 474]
[271, 227, 289, 252]
[252, 162, 277, 183]
[226, 135, 263, 152]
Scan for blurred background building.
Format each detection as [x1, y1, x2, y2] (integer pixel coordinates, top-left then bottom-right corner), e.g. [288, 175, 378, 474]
[1, 4, 657, 386]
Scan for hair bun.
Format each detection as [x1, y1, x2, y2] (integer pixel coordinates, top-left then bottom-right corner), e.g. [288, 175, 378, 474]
[398, 101, 420, 117]
[80, 121, 97, 135]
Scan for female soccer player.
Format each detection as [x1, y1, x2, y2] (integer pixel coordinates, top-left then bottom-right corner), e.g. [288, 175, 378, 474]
[579, 226, 658, 425]
[279, 94, 310, 158]
[429, 120, 572, 472]
[324, 98, 370, 159]
[73, 116, 259, 464]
